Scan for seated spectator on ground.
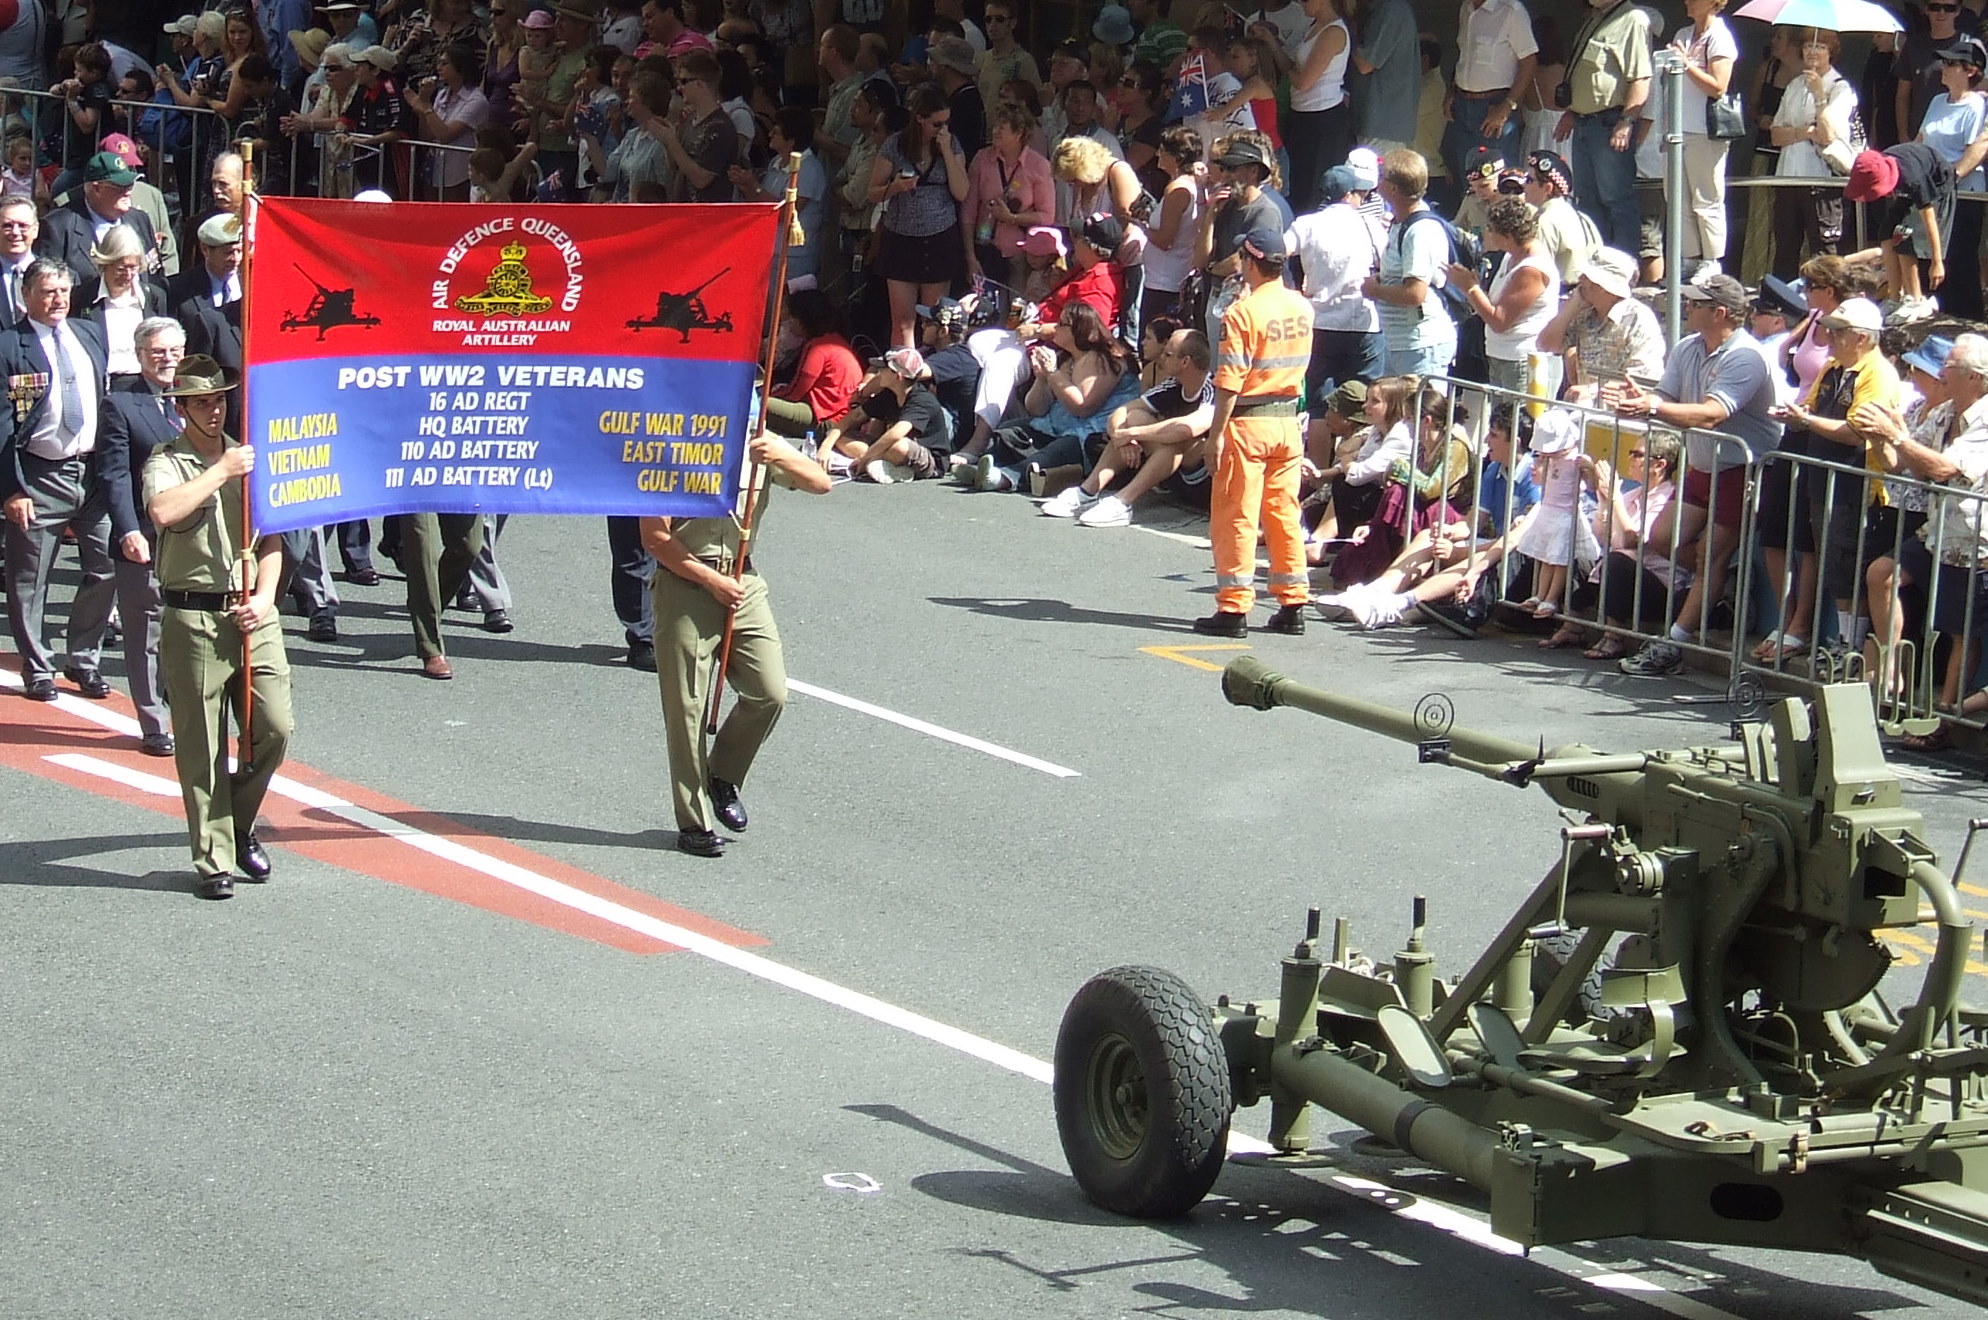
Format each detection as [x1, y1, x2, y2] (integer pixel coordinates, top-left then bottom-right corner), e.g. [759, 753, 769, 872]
[1301, 378, 1376, 557]
[1312, 373, 1417, 560]
[954, 217, 1125, 463]
[822, 347, 952, 484]
[914, 297, 984, 452]
[1547, 428, 1691, 658]
[1317, 404, 1542, 628]
[1038, 325, 1215, 526]
[764, 288, 863, 439]
[1332, 383, 1476, 585]
[969, 299, 1139, 492]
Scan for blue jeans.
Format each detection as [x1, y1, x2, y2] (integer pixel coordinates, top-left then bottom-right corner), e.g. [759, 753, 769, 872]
[1384, 342, 1455, 378]
[1440, 93, 1521, 190]
[1569, 108, 1640, 254]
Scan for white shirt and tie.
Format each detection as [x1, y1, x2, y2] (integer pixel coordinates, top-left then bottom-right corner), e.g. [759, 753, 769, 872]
[25, 317, 98, 460]
[208, 271, 241, 306]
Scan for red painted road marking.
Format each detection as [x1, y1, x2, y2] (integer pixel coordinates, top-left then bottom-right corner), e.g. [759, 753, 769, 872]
[1, 676, 764, 954]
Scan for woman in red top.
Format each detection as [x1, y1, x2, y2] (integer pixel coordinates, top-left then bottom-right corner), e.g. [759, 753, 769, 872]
[764, 289, 864, 439]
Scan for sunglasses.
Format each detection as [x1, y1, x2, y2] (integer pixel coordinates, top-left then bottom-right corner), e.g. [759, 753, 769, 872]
[1119, 76, 1140, 87]
[1930, 3, 1961, 11]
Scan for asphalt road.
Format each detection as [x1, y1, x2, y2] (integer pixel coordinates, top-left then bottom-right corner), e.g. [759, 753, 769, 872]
[5, 480, 1988, 1319]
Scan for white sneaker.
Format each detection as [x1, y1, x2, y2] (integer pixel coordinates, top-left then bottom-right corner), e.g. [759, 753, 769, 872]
[1350, 589, 1405, 631]
[1077, 494, 1131, 527]
[1041, 485, 1097, 518]
[984, 464, 1019, 493]
[973, 453, 997, 490]
[950, 456, 978, 486]
[863, 459, 894, 484]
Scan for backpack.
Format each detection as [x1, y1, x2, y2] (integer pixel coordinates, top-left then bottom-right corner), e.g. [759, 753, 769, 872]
[1397, 209, 1480, 326]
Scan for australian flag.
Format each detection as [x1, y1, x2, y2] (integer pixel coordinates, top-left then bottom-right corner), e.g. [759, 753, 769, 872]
[1162, 51, 1211, 124]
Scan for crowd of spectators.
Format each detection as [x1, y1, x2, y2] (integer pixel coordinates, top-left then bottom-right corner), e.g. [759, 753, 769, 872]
[14, 1, 1988, 746]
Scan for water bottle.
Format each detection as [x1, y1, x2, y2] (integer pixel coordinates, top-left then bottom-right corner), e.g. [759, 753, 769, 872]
[801, 428, 818, 461]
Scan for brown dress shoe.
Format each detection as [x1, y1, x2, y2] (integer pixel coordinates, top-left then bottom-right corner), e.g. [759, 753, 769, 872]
[421, 655, 454, 680]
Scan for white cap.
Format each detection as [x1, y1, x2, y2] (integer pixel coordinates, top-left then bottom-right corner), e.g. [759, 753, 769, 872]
[1820, 297, 1884, 335]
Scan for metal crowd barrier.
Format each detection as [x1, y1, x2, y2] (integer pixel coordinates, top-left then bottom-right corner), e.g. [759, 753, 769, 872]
[1733, 445, 1988, 738]
[1385, 375, 1757, 670]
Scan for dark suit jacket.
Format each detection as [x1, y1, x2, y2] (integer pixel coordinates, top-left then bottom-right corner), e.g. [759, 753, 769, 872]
[35, 197, 159, 286]
[98, 376, 178, 542]
[175, 293, 243, 434]
[168, 266, 233, 312]
[0, 317, 110, 503]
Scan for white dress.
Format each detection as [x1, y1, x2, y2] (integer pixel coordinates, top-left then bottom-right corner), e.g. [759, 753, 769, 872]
[1513, 451, 1600, 567]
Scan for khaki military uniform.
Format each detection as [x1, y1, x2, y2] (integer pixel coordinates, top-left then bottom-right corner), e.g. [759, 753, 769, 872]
[142, 435, 293, 878]
[652, 483, 786, 834]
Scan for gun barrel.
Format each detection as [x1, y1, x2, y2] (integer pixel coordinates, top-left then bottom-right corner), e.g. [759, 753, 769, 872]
[1222, 656, 1539, 773]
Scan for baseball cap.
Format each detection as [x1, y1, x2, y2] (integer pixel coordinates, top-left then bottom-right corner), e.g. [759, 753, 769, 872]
[99, 133, 142, 168]
[880, 346, 927, 378]
[916, 296, 965, 324]
[1680, 273, 1748, 317]
[1239, 226, 1288, 263]
[83, 150, 138, 187]
[164, 14, 198, 35]
[1938, 36, 1988, 68]
[355, 44, 397, 70]
[1320, 164, 1359, 201]
[1845, 150, 1900, 203]
[1820, 297, 1885, 333]
[1578, 248, 1637, 300]
[1080, 213, 1125, 254]
[1215, 139, 1268, 170]
[1904, 334, 1955, 377]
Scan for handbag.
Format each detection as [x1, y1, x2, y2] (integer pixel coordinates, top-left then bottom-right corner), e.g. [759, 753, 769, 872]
[1707, 90, 1746, 140]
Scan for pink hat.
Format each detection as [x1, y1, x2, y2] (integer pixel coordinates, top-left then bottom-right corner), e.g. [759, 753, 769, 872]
[1844, 150, 1899, 204]
[1021, 225, 1066, 258]
[521, 8, 554, 28]
[880, 346, 927, 378]
[99, 133, 142, 168]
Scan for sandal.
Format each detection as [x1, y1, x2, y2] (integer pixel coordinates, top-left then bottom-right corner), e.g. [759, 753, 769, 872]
[1583, 639, 1630, 661]
[1752, 631, 1809, 663]
[1531, 599, 1560, 620]
[1540, 624, 1586, 649]
[1900, 727, 1952, 753]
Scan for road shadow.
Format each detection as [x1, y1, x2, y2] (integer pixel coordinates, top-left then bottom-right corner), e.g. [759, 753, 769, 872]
[928, 596, 1202, 633]
[280, 806, 672, 853]
[0, 832, 199, 896]
[849, 1103, 1928, 1319]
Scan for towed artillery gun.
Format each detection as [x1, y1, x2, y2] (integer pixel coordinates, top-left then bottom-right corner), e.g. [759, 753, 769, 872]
[1054, 657, 1988, 1304]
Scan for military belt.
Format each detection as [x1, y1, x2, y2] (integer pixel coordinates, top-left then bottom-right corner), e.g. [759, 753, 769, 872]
[695, 554, 754, 574]
[163, 589, 233, 611]
[1233, 397, 1300, 418]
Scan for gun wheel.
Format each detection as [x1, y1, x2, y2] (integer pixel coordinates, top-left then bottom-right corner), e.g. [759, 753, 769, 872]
[1054, 965, 1232, 1218]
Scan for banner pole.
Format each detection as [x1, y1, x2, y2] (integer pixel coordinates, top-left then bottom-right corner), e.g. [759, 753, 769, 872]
[706, 153, 803, 737]
[237, 142, 258, 771]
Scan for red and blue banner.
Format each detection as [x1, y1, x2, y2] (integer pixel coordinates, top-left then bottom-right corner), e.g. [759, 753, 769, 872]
[243, 199, 777, 535]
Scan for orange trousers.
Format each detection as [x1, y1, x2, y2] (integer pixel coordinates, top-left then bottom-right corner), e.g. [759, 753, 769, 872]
[1212, 417, 1309, 614]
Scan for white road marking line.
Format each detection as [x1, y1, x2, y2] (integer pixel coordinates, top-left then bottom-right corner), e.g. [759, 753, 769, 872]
[45, 753, 178, 795]
[46, 749, 1059, 1084]
[789, 677, 1080, 778]
[19, 675, 1747, 1320]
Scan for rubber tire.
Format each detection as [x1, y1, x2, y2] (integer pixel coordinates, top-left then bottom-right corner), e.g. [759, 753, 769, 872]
[1054, 965, 1233, 1218]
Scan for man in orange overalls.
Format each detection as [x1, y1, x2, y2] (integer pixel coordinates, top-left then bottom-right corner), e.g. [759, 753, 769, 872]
[1194, 227, 1314, 637]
